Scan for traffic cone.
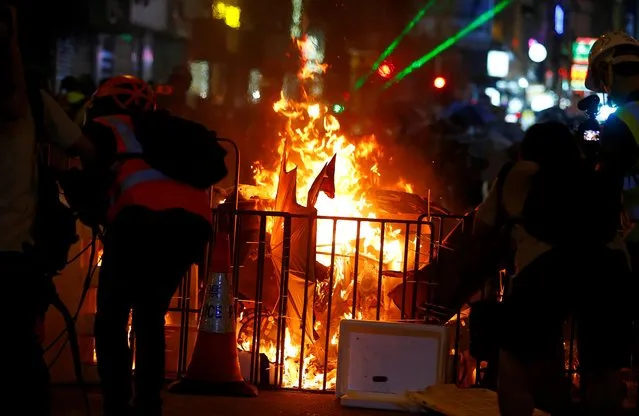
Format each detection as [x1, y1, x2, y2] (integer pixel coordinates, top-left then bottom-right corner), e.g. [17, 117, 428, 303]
[169, 231, 257, 397]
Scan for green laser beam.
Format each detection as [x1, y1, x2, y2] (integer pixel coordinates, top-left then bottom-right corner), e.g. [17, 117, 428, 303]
[384, 0, 512, 88]
[354, 0, 437, 90]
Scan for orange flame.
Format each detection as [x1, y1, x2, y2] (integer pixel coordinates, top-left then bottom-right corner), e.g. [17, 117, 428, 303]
[245, 36, 420, 389]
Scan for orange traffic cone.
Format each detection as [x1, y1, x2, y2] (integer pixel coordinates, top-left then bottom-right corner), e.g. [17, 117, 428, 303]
[169, 231, 257, 397]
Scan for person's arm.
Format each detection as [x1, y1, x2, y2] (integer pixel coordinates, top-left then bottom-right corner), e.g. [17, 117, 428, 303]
[40, 90, 96, 166]
[0, 7, 27, 120]
[474, 172, 503, 236]
[599, 115, 639, 183]
[59, 120, 116, 228]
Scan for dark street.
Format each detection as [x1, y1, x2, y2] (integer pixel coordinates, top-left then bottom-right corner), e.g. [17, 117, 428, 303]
[51, 387, 409, 416]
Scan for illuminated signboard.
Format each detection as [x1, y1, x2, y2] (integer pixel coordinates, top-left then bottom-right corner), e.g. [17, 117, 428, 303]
[554, 5, 564, 35]
[572, 37, 597, 64]
[212, 2, 241, 29]
[570, 64, 588, 91]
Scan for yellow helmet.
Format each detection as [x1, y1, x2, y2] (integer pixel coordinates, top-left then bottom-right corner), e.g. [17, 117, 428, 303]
[586, 31, 639, 92]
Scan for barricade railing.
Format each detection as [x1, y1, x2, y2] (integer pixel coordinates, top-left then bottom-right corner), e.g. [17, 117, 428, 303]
[165, 205, 636, 405]
[168, 209, 438, 391]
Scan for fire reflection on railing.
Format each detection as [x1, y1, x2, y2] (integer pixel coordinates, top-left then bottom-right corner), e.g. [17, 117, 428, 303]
[171, 209, 437, 390]
[233, 210, 434, 390]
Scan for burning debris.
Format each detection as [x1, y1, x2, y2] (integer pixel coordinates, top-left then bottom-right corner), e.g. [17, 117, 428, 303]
[231, 36, 431, 390]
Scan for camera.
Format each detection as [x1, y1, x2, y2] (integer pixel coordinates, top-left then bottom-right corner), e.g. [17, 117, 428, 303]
[577, 95, 602, 167]
[577, 95, 601, 139]
[583, 129, 600, 142]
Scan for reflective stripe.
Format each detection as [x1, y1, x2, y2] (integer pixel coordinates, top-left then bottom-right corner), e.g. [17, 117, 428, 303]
[615, 103, 639, 222]
[119, 169, 169, 193]
[110, 168, 169, 206]
[624, 174, 639, 191]
[100, 116, 143, 154]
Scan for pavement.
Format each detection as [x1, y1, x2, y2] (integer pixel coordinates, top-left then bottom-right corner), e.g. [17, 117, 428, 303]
[51, 386, 411, 416]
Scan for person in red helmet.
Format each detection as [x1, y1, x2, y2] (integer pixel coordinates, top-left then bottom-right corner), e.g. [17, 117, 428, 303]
[77, 75, 227, 415]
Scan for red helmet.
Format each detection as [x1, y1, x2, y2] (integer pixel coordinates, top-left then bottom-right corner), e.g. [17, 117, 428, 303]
[91, 75, 156, 113]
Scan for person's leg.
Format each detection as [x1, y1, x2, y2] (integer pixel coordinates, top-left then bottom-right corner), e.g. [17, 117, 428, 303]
[1, 252, 50, 415]
[527, 344, 572, 415]
[94, 237, 135, 414]
[130, 211, 209, 415]
[578, 315, 630, 415]
[580, 368, 626, 416]
[131, 265, 187, 415]
[498, 250, 572, 415]
[577, 247, 633, 415]
[497, 349, 534, 416]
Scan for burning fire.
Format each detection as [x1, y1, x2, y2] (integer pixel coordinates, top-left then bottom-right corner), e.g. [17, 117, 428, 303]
[242, 36, 423, 389]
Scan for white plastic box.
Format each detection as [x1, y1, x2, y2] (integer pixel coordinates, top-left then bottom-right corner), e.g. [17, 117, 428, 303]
[335, 319, 449, 412]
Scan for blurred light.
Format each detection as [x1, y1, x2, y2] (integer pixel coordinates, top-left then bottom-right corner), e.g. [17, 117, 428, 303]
[332, 103, 345, 113]
[554, 5, 564, 35]
[570, 64, 588, 91]
[572, 38, 597, 65]
[434, 76, 446, 88]
[189, 61, 209, 99]
[505, 114, 519, 123]
[302, 34, 325, 75]
[487, 50, 509, 78]
[597, 104, 617, 122]
[307, 104, 321, 118]
[248, 69, 262, 103]
[378, 63, 393, 78]
[528, 40, 547, 63]
[559, 98, 571, 109]
[496, 80, 507, 89]
[156, 85, 173, 95]
[290, 0, 303, 38]
[508, 97, 524, 113]
[142, 46, 153, 81]
[212, 2, 241, 29]
[484, 87, 501, 106]
[530, 93, 555, 112]
[521, 109, 535, 130]
[518, 77, 529, 89]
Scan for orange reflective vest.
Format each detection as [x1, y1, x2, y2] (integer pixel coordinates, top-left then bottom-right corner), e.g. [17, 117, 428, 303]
[94, 115, 212, 225]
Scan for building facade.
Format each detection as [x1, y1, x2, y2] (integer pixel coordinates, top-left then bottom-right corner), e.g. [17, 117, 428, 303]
[53, 0, 193, 90]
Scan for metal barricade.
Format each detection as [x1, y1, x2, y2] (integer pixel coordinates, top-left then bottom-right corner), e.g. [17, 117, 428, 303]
[170, 208, 438, 391]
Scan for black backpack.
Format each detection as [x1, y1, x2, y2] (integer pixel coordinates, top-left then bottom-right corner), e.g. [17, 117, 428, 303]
[519, 164, 619, 247]
[27, 87, 78, 275]
[131, 111, 228, 190]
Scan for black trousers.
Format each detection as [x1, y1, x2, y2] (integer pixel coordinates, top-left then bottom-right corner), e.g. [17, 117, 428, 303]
[0, 251, 51, 415]
[94, 208, 209, 415]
